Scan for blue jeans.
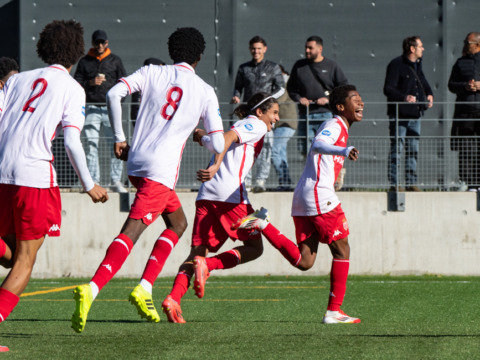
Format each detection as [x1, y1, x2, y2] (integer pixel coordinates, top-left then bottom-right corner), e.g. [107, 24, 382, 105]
[271, 126, 296, 185]
[297, 112, 333, 155]
[388, 118, 421, 186]
[83, 105, 124, 184]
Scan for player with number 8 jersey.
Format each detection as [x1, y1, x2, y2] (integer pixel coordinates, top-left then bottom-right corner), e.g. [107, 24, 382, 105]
[71, 27, 225, 333]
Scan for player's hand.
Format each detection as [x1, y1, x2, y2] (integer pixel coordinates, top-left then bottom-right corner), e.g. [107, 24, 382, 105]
[87, 184, 109, 203]
[197, 166, 218, 182]
[316, 97, 329, 106]
[348, 147, 359, 161]
[231, 96, 240, 104]
[193, 129, 207, 144]
[114, 142, 129, 161]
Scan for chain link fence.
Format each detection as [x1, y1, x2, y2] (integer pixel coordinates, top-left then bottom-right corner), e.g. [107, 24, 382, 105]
[51, 101, 477, 192]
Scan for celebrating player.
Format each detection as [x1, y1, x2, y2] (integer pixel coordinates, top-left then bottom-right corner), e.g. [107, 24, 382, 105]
[161, 92, 279, 323]
[71, 27, 225, 332]
[0, 19, 109, 341]
[233, 84, 363, 324]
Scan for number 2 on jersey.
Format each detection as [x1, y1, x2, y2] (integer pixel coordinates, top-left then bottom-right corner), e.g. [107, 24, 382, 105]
[22, 78, 48, 113]
[161, 86, 183, 120]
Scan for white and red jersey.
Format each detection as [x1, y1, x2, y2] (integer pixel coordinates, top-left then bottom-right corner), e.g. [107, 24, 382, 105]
[197, 116, 267, 204]
[292, 116, 349, 216]
[0, 65, 86, 188]
[118, 63, 224, 189]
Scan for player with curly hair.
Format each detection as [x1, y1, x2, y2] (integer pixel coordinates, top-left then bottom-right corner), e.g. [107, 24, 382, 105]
[71, 27, 225, 333]
[233, 85, 363, 324]
[0, 20, 109, 350]
[0, 57, 19, 90]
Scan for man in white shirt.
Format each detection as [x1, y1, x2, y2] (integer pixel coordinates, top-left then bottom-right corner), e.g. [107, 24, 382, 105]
[71, 27, 225, 333]
[0, 20, 108, 338]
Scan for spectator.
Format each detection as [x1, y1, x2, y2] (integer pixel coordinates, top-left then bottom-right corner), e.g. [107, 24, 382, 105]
[231, 35, 285, 192]
[448, 32, 480, 191]
[271, 65, 297, 191]
[384, 36, 434, 192]
[287, 35, 348, 157]
[74, 29, 127, 193]
[0, 57, 19, 90]
[130, 57, 166, 124]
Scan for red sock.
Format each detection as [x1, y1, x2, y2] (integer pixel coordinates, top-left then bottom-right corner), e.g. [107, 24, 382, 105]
[327, 259, 350, 311]
[141, 229, 179, 285]
[169, 271, 191, 303]
[0, 288, 19, 323]
[205, 250, 240, 270]
[262, 223, 302, 266]
[0, 240, 6, 258]
[91, 233, 134, 291]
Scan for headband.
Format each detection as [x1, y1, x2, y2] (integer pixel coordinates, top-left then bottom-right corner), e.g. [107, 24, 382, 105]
[251, 95, 274, 111]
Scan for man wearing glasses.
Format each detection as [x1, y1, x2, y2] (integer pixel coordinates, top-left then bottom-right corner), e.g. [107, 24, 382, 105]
[448, 32, 480, 192]
[74, 30, 127, 193]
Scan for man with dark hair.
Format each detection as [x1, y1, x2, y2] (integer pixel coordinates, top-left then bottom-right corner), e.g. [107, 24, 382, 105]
[0, 57, 19, 90]
[231, 35, 285, 192]
[448, 32, 480, 191]
[288, 35, 348, 156]
[384, 36, 434, 192]
[71, 27, 225, 333]
[0, 20, 108, 340]
[74, 29, 127, 193]
[233, 84, 363, 324]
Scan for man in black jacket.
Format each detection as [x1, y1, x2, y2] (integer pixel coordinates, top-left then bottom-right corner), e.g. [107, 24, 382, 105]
[448, 32, 480, 191]
[384, 36, 433, 192]
[74, 29, 127, 192]
[287, 36, 348, 157]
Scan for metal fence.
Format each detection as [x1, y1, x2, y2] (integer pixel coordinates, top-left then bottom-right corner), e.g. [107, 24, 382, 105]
[51, 101, 478, 192]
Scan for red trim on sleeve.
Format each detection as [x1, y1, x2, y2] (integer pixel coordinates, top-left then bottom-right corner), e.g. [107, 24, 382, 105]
[207, 129, 224, 135]
[232, 128, 242, 143]
[119, 78, 132, 94]
[314, 154, 322, 214]
[63, 125, 81, 132]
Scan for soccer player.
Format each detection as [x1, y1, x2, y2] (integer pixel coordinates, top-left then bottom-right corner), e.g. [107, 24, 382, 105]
[161, 93, 279, 323]
[71, 27, 225, 332]
[0, 19, 109, 335]
[233, 84, 363, 324]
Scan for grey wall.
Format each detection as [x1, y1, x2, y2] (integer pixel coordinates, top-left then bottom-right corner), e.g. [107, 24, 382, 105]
[0, 0, 478, 114]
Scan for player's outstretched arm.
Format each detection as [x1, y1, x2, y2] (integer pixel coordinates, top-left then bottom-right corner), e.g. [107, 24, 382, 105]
[347, 147, 359, 161]
[86, 184, 109, 203]
[106, 82, 128, 143]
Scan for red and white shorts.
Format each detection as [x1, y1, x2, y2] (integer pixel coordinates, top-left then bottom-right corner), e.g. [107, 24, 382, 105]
[293, 204, 349, 245]
[192, 200, 261, 252]
[0, 184, 62, 240]
[128, 176, 181, 226]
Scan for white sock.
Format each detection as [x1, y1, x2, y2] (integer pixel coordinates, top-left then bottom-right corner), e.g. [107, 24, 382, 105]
[89, 281, 99, 300]
[140, 279, 153, 295]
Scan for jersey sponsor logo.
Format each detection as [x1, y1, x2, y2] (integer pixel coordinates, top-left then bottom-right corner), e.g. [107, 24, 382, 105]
[102, 264, 113, 273]
[144, 213, 153, 221]
[244, 123, 254, 131]
[49, 224, 60, 232]
[333, 155, 345, 165]
[321, 130, 331, 136]
[333, 229, 342, 237]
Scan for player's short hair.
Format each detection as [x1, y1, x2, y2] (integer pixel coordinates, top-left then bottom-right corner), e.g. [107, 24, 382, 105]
[168, 27, 205, 65]
[233, 92, 278, 119]
[402, 36, 420, 55]
[0, 57, 19, 80]
[143, 57, 165, 66]
[249, 36, 267, 47]
[306, 35, 323, 46]
[36, 20, 85, 68]
[329, 84, 357, 115]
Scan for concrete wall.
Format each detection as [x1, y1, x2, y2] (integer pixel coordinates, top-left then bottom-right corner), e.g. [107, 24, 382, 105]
[2, 191, 478, 279]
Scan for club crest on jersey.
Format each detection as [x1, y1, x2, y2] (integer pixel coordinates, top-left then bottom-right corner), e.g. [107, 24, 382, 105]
[244, 123, 254, 131]
[321, 129, 331, 136]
